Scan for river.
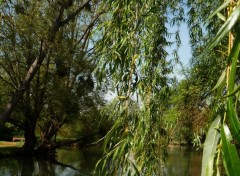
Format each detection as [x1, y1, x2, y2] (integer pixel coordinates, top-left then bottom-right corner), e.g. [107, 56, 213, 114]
[0, 146, 202, 176]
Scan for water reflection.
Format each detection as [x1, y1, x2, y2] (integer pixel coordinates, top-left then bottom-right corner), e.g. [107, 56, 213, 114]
[0, 146, 202, 176]
[162, 146, 202, 176]
[0, 148, 102, 176]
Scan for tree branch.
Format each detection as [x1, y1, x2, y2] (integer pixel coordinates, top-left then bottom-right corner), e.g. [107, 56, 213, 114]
[49, 132, 99, 150]
[0, 1, 96, 122]
[0, 4, 64, 121]
[0, 59, 18, 88]
[60, 0, 92, 27]
[76, 11, 104, 47]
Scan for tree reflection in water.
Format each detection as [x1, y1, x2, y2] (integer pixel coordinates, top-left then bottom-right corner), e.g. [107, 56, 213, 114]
[0, 147, 102, 176]
[0, 147, 201, 175]
[161, 146, 202, 176]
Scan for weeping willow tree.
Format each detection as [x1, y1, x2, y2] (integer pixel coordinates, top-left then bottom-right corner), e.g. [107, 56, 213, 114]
[93, 0, 184, 175]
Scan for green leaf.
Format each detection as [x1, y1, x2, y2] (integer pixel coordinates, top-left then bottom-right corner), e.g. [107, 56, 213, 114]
[226, 100, 240, 141]
[227, 31, 240, 91]
[221, 124, 240, 176]
[128, 159, 140, 176]
[201, 115, 221, 176]
[224, 84, 240, 97]
[206, 0, 231, 21]
[205, 4, 240, 53]
[212, 68, 226, 91]
[217, 12, 226, 21]
[118, 96, 128, 100]
[226, 32, 240, 141]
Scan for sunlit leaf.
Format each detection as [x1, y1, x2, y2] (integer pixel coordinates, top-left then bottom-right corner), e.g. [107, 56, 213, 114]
[206, 0, 231, 21]
[201, 115, 221, 176]
[217, 13, 226, 21]
[226, 32, 240, 141]
[221, 124, 240, 176]
[205, 4, 240, 53]
[224, 84, 240, 97]
[118, 96, 128, 100]
[226, 100, 240, 141]
[227, 32, 240, 90]
[212, 68, 226, 91]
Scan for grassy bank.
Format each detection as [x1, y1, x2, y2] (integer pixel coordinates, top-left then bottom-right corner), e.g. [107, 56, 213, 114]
[0, 141, 23, 155]
[0, 141, 24, 147]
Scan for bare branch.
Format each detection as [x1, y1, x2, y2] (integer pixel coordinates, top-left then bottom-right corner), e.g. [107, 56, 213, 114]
[60, 0, 92, 27]
[76, 11, 104, 47]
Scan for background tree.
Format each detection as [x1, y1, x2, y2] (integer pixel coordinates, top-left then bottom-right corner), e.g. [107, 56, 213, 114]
[0, 0, 105, 154]
[163, 78, 209, 146]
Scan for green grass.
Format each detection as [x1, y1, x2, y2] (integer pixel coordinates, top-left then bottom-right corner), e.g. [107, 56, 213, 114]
[0, 141, 24, 147]
[0, 141, 23, 155]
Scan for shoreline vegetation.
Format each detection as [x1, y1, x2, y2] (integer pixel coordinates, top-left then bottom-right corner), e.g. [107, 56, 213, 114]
[0, 140, 195, 153]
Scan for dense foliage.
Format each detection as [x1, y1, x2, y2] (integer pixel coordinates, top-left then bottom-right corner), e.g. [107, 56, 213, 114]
[0, 0, 107, 154]
[93, 0, 186, 175]
[186, 0, 240, 175]
[0, 0, 240, 176]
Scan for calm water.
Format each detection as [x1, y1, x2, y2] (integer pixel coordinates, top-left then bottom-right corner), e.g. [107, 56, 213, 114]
[162, 146, 202, 176]
[0, 146, 202, 176]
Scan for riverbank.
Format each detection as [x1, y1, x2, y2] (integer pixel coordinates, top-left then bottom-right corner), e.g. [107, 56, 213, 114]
[0, 145, 202, 176]
[0, 141, 24, 155]
[0, 141, 23, 147]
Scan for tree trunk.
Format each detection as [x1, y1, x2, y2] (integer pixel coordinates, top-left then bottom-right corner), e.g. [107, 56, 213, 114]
[20, 156, 35, 176]
[21, 123, 37, 155]
[36, 118, 67, 154]
[35, 124, 62, 155]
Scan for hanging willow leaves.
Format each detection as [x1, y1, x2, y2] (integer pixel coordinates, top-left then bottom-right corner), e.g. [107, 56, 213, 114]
[94, 0, 184, 175]
[205, 4, 240, 54]
[200, 0, 240, 176]
[206, 0, 231, 21]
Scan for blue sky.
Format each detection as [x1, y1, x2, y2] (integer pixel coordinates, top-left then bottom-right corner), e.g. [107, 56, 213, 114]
[178, 22, 191, 67]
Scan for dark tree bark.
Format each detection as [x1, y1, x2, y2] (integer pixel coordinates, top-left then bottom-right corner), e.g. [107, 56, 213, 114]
[20, 105, 38, 155]
[20, 156, 35, 176]
[22, 128, 37, 155]
[36, 119, 66, 154]
[34, 132, 99, 156]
